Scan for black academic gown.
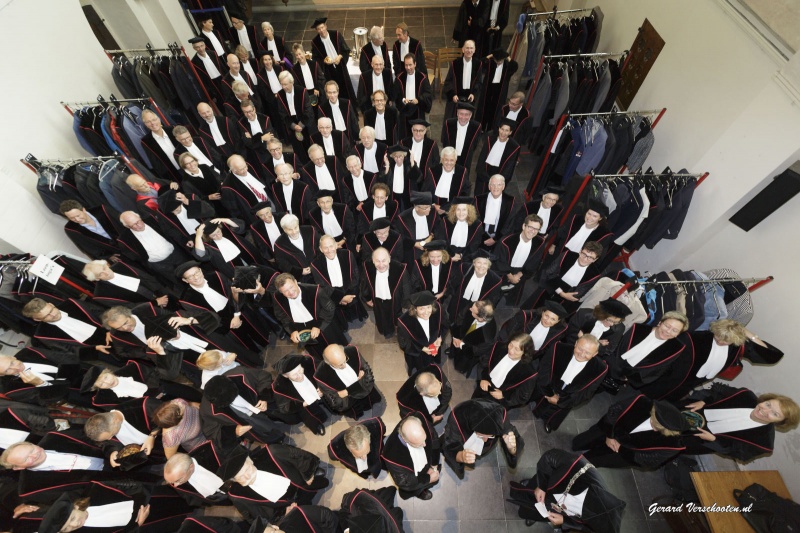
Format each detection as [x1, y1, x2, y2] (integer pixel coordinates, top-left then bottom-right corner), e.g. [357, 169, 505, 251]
[453, 0, 490, 47]
[311, 248, 367, 324]
[359, 42, 391, 73]
[191, 50, 228, 103]
[273, 226, 319, 282]
[355, 198, 400, 245]
[393, 72, 433, 137]
[357, 69, 393, 112]
[446, 264, 502, 323]
[292, 58, 327, 97]
[200, 386, 285, 449]
[327, 417, 386, 478]
[168, 440, 226, 507]
[276, 87, 317, 159]
[392, 207, 445, 263]
[551, 215, 614, 258]
[450, 317, 497, 377]
[495, 104, 531, 144]
[378, 159, 420, 213]
[355, 142, 388, 176]
[248, 214, 286, 263]
[565, 309, 625, 357]
[381, 411, 442, 499]
[220, 168, 275, 225]
[228, 444, 322, 522]
[409, 259, 456, 303]
[391, 37, 427, 77]
[359, 229, 405, 265]
[499, 309, 568, 356]
[442, 219, 485, 262]
[311, 30, 355, 100]
[474, 133, 521, 194]
[364, 107, 400, 145]
[474, 342, 538, 408]
[508, 449, 626, 533]
[270, 180, 314, 223]
[315, 345, 380, 417]
[442, 399, 523, 479]
[360, 261, 410, 336]
[397, 302, 447, 376]
[271, 355, 329, 433]
[440, 119, 482, 172]
[90, 359, 200, 410]
[513, 197, 562, 237]
[307, 204, 356, 249]
[523, 250, 605, 313]
[399, 135, 439, 178]
[478, 58, 517, 129]
[272, 282, 348, 358]
[140, 127, 182, 182]
[300, 156, 349, 205]
[30, 299, 108, 360]
[531, 342, 608, 431]
[317, 98, 360, 142]
[193, 221, 262, 279]
[0, 348, 83, 406]
[494, 233, 547, 280]
[475, 192, 516, 244]
[443, 58, 485, 119]
[197, 116, 244, 159]
[423, 164, 470, 212]
[395, 363, 453, 423]
[338, 487, 406, 533]
[271, 505, 339, 533]
[63, 205, 120, 260]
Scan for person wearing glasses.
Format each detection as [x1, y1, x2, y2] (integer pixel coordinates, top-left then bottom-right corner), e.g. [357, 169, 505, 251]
[364, 89, 399, 146]
[493, 214, 548, 305]
[520, 241, 605, 313]
[565, 298, 632, 358]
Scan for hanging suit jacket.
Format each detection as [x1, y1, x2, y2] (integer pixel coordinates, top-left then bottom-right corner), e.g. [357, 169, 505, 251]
[327, 417, 385, 478]
[396, 363, 453, 422]
[478, 342, 538, 407]
[391, 37, 427, 77]
[440, 118, 482, 169]
[63, 205, 120, 260]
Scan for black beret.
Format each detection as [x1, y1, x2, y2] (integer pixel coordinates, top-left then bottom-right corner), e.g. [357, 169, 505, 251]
[409, 119, 431, 127]
[315, 189, 334, 200]
[491, 48, 509, 60]
[250, 201, 273, 214]
[408, 291, 436, 307]
[410, 190, 432, 205]
[157, 190, 182, 213]
[188, 36, 205, 45]
[586, 199, 609, 218]
[654, 401, 690, 432]
[472, 248, 496, 261]
[388, 144, 409, 155]
[424, 240, 447, 251]
[498, 118, 516, 129]
[256, 49, 273, 59]
[79, 365, 104, 394]
[456, 101, 475, 112]
[451, 196, 473, 205]
[542, 300, 568, 318]
[204, 375, 239, 407]
[116, 443, 149, 471]
[543, 185, 565, 196]
[231, 266, 261, 291]
[229, 12, 245, 21]
[216, 445, 250, 480]
[203, 222, 221, 235]
[143, 315, 180, 341]
[310, 17, 327, 29]
[175, 261, 202, 280]
[38, 493, 75, 533]
[369, 217, 391, 231]
[598, 298, 632, 318]
[275, 354, 307, 375]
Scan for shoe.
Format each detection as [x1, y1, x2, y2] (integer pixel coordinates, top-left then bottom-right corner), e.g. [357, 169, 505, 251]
[545, 424, 552, 434]
[525, 519, 535, 526]
[278, 330, 288, 341]
[314, 467, 326, 478]
[384, 332, 395, 340]
[315, 426, 326, 436]
[417, 489, 433, 500]
[501, 284, 515, 291]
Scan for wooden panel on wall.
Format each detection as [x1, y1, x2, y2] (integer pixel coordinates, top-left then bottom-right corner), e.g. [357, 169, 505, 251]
[617, 18, 665, 110]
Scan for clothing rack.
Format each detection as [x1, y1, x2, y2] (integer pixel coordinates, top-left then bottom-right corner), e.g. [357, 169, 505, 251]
[19, 154, 118, 174]
[104, 44, 173, 56]
[0, 255, 94, 298]
[60, 94, 168, 125]
[611, 276, 774, 299]
[525, 7, 593, 19]
[526, 108, 668, 200]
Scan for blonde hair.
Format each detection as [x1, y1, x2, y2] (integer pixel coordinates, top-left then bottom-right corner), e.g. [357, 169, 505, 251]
[447, 203, 478, 225]
[708, 319, 747, 346]
[196, 350, 223, 370]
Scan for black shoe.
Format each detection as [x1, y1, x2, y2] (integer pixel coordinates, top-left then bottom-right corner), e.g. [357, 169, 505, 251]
[545, 424, 552, 434]
[525, 519, 535, 526]
[314, 467, 326, 478]
[278, 330, 288, 341]
[417, 489, 433, 500]
[384, 332, 395, 340]
[315, 426, 326, 436]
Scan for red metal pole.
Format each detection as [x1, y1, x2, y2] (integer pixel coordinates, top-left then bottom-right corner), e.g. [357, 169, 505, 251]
[748, 276, 774, 292]
[611, 281, 633, 299]
[694, 172, 710, 188]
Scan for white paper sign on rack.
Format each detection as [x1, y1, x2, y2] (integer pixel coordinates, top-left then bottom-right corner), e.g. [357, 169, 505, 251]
[29, 255, 65, 285]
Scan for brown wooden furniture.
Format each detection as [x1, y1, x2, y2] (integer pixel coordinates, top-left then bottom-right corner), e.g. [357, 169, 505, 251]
[424, 51, 437, 92]
[436, 47, 463, 99]
[690, 470, 792, 533]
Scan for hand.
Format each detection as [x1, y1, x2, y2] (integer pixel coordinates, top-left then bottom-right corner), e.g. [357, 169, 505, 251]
[490, 389, 503, 400]
[290, 331, 301, 343]
[18, 370, 45, 386]
[599, 339, 609, 346]
[366, 300, 374, 307]
[136, 505, 151, 526]
[452, 95, 459, 103]
[141, 435, 155, 455]
[503, 432, 517, 454]
[422, 346, 431, 355]
[695, 428, 716, 442]
[196, 223, 206, 235]
[244, 131, 252, 138]
[169, 182, 180, 190]
[186, 240, 194, 248]
[356, 201, 364, 211]
[340, 294, 355, 305]
[428, 466, 440, 482]
[302, 267, 312, 275]
[95, 344, 112, 354]
[484, 237, 496, 247]
[155, 294, 169, 307]
[534, 487, 546, 503]
[560, 292, 579, 302]
[452, 254, 462, 262]
[147, 336, 166, 355]
[605, 437, 621, 453]
[108, 254, 121, 263]
[458, 449, 476, 464]
[356, 244, 361, 253]
[255, 400, 268, 411]
[434, 337, 442, 348]
[310, 327, 321, 339]
[432, 414, 443, 423]
[224, 352, 237, 365]
[479, 380, 491, 392]
[230, 315, 242, 329]
[294, 124, 303, 132]
[208, 192, 222, 200]
[324, 56, 332, 65]
[548, 244, 555, 255]
[685, 401, 705, 412]
[467, 94, 474, 102]
[13, 504, 39, 519]
[338, 389, 349, 398]
[336, 54, 343, 65]
[109, 451, 121, 468]
[235, 424, 252, 437]
[452, 338, 463, 348]
[545, 394, 559, 405]
[316, 388, 323, 398]
[548, 512, 564, 526]
[435, 291, 445, 300]
[336, 239, 346, 248]
[244, 280, 266, 296]
[357, 370, 365, 379]
[175, 192, 188, 204]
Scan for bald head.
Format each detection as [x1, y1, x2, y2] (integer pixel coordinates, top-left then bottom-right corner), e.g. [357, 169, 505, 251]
[322, 344, 347, 368]
[164, 453, 194, 485]
[226, 53, 241, 72]
[119, 211, 144, 230]
[399, 416, 426, 448]
[197, 102, 214, 122]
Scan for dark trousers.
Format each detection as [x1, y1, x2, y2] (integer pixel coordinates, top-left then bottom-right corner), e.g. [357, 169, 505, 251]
[572, 423, 636, 469]
[148, 248, 191, 288]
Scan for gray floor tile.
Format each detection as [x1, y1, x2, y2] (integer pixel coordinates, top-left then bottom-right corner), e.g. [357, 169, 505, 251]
[596, 467, 646, 521]
[535, 417, 579, 455]
[457, 467, 506, 520]
[507, 521, 552, 532]
[460, 520, 508, 533]
[621, 519, 651, 533]
[633, 468, 673, 517]
[647, 519, 675, 533]
[510, 421, 541, 470]
[412, 521, 459, 533]
[414, 465, 459, 520]
[501, 466, 537, 520]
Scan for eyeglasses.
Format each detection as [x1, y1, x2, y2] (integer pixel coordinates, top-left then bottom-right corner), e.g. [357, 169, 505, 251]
[579, 251, 598, 261]
[184, 270, 204, 279]
[524, 225, 541, 231]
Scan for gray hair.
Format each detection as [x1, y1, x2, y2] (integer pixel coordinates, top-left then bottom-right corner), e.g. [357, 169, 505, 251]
[280, 213, 300, 230]
[82, 259, 109, 281]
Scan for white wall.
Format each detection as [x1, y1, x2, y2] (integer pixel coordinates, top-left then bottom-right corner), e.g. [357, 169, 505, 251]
[561, 0, 800, 497]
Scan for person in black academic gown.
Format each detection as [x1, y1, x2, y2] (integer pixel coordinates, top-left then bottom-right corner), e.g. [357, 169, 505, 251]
[162, 441, 228, 507]
[0, 349, 84, 407]
[310, 18, 355, 101]
[478, 49, 517, 131]
[474, 333, 538, 409]
[361, 246, 411, 338]
[311, 234, 367, 324]
[397, 291, 447, 377]
[249, 202, 285, 264]
[547, 200, 614, 260]
[393, 55, 433, 138]
[270, 163, 314, 223]
[423, 148, 470, 216]
[681, 384, 799, 462]
[357, 54, 393, 113]
[493, 213, 547, 305]
[409, 240, 456, 307]
[440, 102, 482, 170]
[443, 42, 485, 120]
[306, 192, 356, 251]
[531, 336, 609, 433]
[392, 23, 427, 77]
[499, 301, 569, 360]
[338, 487, 406, 533]
[21, 298, 112, 362]
[508, 449, 626, 532]
[446, 251, 502, 324]
[364, 90, 400, 146]
[59, 200, 120, 260]
[475, 174, 517, 250]
[453, 0, 489, 49]
[218, 443, 329, 523]
[276, 73, 317, 160]
[273, 214, 319, 283]
[450, 300, 497, 377]
[315, 344, 382, 419]
[192, 220, 262, 279]
[381, 413, 441, 501]
[395, 364, 453, 425]
[512, 185, 564, 239]
[271, 354, 329, 435]
[300, 145, 350, 205]
[571, 395, 688, 469]
[359, 217, 405, 264]
[442, 198, 485, 263]
[83, 397, 166, 462]
[250, 505, 339, 533]
[393, 191, 445, 263]
[442, 398, 523, 479]
[565, 298, 631, 358]
[327, 417, 386, 479]
[317, 83, 359, 142]
[474, 119, 521, 196]
[292, 43, 327, 100]
[400, 119, 439, 179]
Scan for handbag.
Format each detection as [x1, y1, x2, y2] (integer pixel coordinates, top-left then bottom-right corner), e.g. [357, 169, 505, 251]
[733, 482, 800, 533]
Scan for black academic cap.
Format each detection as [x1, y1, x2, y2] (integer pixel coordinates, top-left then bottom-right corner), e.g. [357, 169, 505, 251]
[116, 443, 148, 471]
[142, 315, 179, 341]
[204, 375, 239, 407]
[598, 298, 632, 318]
[229, 12, 245, 21]
[256, 49, 273, 59]
[586, 199, 609, 218]
[543, 185, 565, 196]
[498, 118, 516, 129]
[315, 189, 334, 200]
[203, 222, 221, 235]
[456, 101, 475, 112]
[232, 266, 261, 291]
[274, 354, 307, 375]
[388, 144, 409, 155]
[250, 201, 272, 214]
[369, 217, 391, 231]
[451, 196, 473, 205]
[654, 401, 690, 432]
[407, 291, 436, 307]
[188, 36, 205, 45]
[310, 17, 327, 29]
[424, 239, 447, 251]
[175, 261, 202, 280]
[491, 48, 509, 60]
[217, 445, 250, 480]
[470, 400, 506, 435]
[80, 366, 104, 394]
[409, 119, 431, 127]
[157, 189, 181, 213]
[473, 248, 496, 261]
[542, 300, 568, 318]
[38, 493, 75, 533]
[410, 190, 432, 206]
